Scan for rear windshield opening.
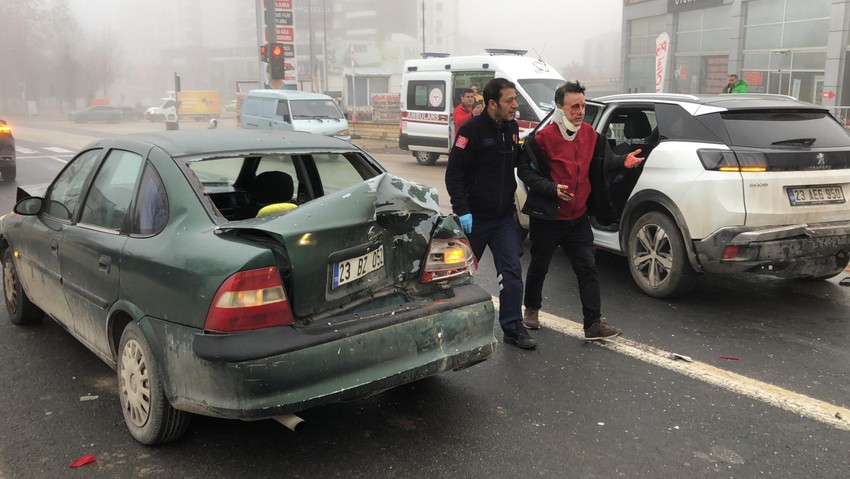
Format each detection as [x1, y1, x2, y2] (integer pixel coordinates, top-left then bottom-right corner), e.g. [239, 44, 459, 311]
[720, 110, 850, 149]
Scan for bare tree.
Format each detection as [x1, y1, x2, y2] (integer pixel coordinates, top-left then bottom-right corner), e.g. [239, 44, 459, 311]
[83, 30, 124, 100]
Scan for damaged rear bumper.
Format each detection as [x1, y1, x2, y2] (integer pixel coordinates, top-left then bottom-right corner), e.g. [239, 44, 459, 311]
[141, 284, 496, 420]
[693, 220, 850, 276]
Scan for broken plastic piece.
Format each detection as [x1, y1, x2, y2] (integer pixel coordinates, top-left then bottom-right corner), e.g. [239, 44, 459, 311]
[69, 454, 96, 468]
[720, 356, 740, 360]
[669, 353, 693, 362]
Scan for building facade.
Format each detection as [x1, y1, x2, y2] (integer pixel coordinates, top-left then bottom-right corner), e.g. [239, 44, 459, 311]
[622, 0, 850, 107]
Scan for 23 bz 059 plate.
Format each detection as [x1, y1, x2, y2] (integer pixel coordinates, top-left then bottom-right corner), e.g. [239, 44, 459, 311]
[786, 185, 845, 206]
[332, 245, 384, 289]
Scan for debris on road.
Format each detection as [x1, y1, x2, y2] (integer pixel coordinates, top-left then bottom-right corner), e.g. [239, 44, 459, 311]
[720, 356, 740, 361]
[69, 454, 96, 468]
[669, 353, 693, 362]
[79, 395, 99, 401]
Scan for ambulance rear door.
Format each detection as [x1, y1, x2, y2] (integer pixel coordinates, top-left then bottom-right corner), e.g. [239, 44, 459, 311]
[400, 71, 452, 165]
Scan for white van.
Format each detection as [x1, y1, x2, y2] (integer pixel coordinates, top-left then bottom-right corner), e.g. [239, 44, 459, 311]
[241, 90, 350, 140]
[399, 49, 566, 165]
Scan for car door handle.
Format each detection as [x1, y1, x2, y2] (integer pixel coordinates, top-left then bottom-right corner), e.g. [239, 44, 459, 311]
[99, 255, 112, 273]
[50, 239, 59, 255]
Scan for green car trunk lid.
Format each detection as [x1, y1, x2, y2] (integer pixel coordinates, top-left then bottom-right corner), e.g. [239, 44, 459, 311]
[217, 173, 451, 318]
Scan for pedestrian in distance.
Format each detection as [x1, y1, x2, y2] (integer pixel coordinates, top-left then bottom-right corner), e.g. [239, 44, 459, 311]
[723, 74, 748, 93]
[517, 80, 643, 340]
[445, 77, 537, 350]
[453, 88, 484, 137]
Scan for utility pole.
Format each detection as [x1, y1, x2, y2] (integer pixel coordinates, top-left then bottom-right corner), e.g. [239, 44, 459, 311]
[421, 0, 425, 53]
[255, 0, 265, 88]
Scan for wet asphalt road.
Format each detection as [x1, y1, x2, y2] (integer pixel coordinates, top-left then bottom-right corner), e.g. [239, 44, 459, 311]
[0, 117, 849, 478]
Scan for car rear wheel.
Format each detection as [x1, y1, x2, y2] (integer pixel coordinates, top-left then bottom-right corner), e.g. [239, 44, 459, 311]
[3, 248, 43, 324]
[627, 211, 697, 298]
[118, 322, 190, 445]
[1, 166, 16, 182]
[414, 151, 438, 166]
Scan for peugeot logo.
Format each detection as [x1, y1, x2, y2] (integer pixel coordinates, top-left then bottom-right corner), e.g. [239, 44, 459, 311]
[816, 153, 825, 166]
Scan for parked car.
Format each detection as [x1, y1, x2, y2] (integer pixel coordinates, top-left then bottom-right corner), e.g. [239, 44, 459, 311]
[69, 105, 123, 123]
[517, 93, 850, 298]
[117, 106, 143, 121]
[0, 130, 495, 445]
[0, 119, 15, 181]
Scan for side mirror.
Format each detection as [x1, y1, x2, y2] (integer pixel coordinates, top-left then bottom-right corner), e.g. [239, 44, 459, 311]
[13, 197, 43, 216]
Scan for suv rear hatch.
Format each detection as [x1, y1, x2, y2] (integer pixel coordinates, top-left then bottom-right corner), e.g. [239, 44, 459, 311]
[718, 109, 850, 226]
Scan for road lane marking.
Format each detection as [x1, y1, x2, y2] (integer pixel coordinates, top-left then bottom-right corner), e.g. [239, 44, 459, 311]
[493, 299, 850, 432]
[43, 146, 73, 153]
[14, 146, 38, 154]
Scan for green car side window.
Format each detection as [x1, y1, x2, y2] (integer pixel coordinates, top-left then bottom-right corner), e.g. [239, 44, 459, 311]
[45, 149, 102, 221]
[132, 164, 168, 236]
[79, 149, 144, 230]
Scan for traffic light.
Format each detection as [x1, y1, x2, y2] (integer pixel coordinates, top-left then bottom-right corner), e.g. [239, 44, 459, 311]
[259, 43, 268, 62]
[268, 43, 286, 79]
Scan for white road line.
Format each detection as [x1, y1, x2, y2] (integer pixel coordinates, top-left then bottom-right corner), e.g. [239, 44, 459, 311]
[493, 299, 850, 432]
[42, 146, 73, 153]
[14, 146, 38, 154]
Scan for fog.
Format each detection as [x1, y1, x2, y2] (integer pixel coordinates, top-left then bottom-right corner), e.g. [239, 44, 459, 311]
[1, 1, 625, 112]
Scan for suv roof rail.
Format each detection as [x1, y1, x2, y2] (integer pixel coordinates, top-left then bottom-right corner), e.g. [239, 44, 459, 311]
[420, 52, 451, 58]
[594, 93, 702, 102]
[484, 48, 528, 56]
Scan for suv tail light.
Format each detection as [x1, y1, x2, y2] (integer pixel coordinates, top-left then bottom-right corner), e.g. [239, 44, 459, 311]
[421, 238, 477, 283]
[205, 267, 294, 332]
[0, 124, 11, 134]
[698, 149, 767, 172]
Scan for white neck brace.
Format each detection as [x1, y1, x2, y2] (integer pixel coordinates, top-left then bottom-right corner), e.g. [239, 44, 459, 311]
[553, 109, 580, 140]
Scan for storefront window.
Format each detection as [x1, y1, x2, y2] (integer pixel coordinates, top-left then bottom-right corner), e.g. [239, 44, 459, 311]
[676, 7, 730, 54]
[783, 20, 829, 49]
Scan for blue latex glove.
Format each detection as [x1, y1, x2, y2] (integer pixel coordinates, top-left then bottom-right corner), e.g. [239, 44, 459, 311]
[459, 214, 473, 234]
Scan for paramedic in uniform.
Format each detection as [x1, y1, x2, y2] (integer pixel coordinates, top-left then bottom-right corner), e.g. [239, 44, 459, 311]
[445, 78, 537, 350]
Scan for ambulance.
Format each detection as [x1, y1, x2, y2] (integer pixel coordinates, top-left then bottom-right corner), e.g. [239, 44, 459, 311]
[399, 49, 566, 165]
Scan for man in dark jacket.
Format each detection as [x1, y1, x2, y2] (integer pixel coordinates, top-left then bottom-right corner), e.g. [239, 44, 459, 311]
[445, 78, 537, 350]
[517, 80, 642, 340]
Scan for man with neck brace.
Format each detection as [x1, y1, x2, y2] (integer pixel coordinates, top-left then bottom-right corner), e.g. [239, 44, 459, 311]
[517, 80, 643, 340]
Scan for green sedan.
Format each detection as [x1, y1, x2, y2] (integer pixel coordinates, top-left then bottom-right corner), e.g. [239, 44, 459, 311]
[1, 129, 496, 445]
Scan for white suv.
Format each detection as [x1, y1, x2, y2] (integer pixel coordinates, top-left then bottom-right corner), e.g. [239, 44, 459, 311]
[516, 93, 850, 298]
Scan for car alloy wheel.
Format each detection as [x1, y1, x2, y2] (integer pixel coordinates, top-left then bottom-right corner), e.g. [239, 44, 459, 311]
[627, 211, 697, 298]
[118, 322, 190, 444]
[120, 338, 152, 428]
[2, 248, 42, 324]
[414, 151, 438, 166]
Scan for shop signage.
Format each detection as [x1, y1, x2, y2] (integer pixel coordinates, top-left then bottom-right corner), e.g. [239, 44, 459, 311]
[668, 0, 723, 13]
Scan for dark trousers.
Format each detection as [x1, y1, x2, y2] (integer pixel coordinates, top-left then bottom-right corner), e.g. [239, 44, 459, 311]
[466, 214, 524, 333]
[524, 215, 601, 328]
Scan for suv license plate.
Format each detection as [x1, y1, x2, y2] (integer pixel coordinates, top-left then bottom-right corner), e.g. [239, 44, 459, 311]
[332, 246, 384, 289]
[787, 185, 845, 206]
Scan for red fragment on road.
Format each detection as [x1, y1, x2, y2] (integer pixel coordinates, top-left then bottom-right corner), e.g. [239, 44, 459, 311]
[720, 356, 740, 360]
[69, 454, 96, 468]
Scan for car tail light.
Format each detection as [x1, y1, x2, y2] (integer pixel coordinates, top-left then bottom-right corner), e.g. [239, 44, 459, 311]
[0, 124, 10, 134]
[697, 149, 767, 172]
[421, 238, 477, 283]
[205, 267, 294, 332]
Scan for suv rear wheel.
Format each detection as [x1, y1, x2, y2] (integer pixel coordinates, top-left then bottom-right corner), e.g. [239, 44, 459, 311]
[627, 211, 697, 298]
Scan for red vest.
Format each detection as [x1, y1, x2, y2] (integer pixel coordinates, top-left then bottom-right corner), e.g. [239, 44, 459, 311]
[535, 122, 598, 220]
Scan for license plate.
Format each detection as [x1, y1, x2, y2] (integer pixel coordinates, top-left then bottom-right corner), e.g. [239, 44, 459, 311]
[332, 246, 384, 289]
[786, 185, 845, 206]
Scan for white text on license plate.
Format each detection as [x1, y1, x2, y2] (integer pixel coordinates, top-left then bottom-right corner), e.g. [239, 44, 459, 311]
[332, 246, 384, 288]
[787, 185, 845, 206]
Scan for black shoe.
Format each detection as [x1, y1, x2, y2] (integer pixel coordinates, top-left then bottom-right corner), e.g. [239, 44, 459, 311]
[503, 328, 538, 350]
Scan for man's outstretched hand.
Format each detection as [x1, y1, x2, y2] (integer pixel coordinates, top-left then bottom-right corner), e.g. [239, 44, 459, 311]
[625, 149, 644, 168]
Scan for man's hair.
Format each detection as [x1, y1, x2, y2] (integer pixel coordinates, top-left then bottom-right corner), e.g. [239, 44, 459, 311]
[483, 78, 516, 106]
[462, 88, 474, 96]
[729, 74, 739, 79]
[471, 84, 479, 89]
[554, 80, 586, 106]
